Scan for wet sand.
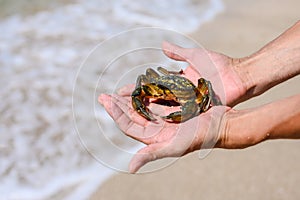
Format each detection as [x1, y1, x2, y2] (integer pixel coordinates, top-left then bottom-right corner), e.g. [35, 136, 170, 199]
[91, 0, 300, 199]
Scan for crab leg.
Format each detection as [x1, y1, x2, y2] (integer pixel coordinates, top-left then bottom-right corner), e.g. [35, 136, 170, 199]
[157, 66, 183, 76]
[206, 80, 222, 106]
[161, 101, 198, 123]
[146, 68, 160, 78]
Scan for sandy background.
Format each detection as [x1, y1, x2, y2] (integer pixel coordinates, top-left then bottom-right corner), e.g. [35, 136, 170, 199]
[91, 0, 300, 199]
[0, 0, 299, 199]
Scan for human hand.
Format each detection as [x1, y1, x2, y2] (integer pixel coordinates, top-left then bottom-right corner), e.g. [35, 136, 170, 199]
[98, 93, 230, 173]
[98, 22, 300, 173]
[98, 42, 244, 173]
[99, 92, 300, 173]
[118, 41, 249, 106]
[162, 41, 247, 106]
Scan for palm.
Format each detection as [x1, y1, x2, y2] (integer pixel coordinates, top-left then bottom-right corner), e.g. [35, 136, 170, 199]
[98, 42, 240, 173]
[98, 92, 229, 173]
[118, 43, 244, 106]
[162, 42, 246, 106]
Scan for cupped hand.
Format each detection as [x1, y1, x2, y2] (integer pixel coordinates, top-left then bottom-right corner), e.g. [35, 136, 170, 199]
[117, 42, 247, 106]
[98, 93, 230, 173]
[162, 41, 247, 106]
[98, 42, 245, 173]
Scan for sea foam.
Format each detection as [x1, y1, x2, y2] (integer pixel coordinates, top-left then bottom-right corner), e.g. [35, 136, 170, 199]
[0, 0, 224, 199]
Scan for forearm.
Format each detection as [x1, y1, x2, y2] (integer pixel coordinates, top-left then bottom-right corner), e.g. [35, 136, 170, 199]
[219, 94, 300, 149]
[235, 20, 300, 101]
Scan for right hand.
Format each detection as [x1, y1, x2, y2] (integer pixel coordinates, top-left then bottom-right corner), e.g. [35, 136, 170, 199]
[162, 41, 247, 106]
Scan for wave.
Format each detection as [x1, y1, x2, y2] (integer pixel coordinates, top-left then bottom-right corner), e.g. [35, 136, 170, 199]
[0, 0, 224, 199]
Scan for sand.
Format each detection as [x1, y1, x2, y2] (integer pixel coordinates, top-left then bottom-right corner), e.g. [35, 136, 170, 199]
[91, 0, 300, 199]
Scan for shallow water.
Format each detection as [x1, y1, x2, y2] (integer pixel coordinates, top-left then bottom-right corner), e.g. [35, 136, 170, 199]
[0, 0, 224, 199]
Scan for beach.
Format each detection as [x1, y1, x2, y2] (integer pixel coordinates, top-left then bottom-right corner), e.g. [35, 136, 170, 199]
[1, 0, 299, 199]
[91, 0, 300, 199]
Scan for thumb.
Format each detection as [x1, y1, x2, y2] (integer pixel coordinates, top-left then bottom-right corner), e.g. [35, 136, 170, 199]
[162, 41, 191, 61]
[129, 142, 171, 173]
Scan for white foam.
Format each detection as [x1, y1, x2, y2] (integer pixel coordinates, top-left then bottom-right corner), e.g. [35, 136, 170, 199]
[0, 0, 224, 199]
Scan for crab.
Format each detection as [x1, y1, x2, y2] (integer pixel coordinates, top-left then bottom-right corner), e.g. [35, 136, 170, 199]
[131, 67, 222, 122]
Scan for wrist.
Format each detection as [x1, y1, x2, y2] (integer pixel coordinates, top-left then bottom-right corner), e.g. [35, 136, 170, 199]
[217, 94, 300, 149]
[232, 54, 267, 100]
[232, 21, 300, 103]
[216, 108, 267, 149]
[228, 57, 255, 105]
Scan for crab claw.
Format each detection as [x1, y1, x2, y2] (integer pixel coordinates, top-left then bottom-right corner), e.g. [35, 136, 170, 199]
[132, 97, 156, 121]
[161, 111, 195, 123]
[161, 111, 183, 123]
[131, 88, 156, 121]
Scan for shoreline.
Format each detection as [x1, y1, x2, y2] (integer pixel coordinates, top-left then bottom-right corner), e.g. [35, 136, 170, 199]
[90, 0, 300, 199]
[1, 0, 299, 199]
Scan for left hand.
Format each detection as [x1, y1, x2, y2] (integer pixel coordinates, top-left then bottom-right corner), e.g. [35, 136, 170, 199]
[98, 93, 229, 173]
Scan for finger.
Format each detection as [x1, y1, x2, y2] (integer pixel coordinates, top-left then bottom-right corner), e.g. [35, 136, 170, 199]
[99, 94, 158, 144]
[98, 94, 115, 117]
[129, 142, 170, 173]
[98, 93, 108, 105]
[99, 94, 138, 132]
[117, 84, 135, 96]
[111, 93, 131, 105]
[162, 41, 191, 61]
[98, 94, 128, 122]
[182, 66, 201, 84]
[109, 95, 159, 144]
[111, 94, 149, 127]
